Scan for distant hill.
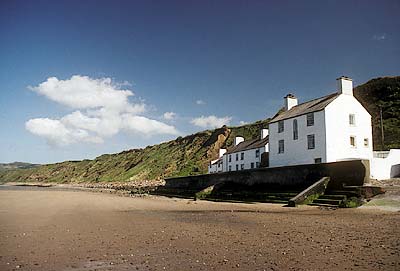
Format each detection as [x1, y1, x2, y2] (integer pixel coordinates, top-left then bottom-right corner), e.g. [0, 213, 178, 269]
[0, 76, 398, 183]
[0, 162, 39, 170]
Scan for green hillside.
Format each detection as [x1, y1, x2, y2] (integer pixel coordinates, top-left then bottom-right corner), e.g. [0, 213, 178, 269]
[354, 76, 400, 150]
[1, 76, 398, 184]
[0, 120, 269, 183]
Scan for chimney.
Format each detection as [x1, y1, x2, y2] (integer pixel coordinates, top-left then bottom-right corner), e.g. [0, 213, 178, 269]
[261, 129, 268, 139]
[337, 76, 353, 96]
[234, 136, 244, 146]
[219, 148, 227, 158]
[284, 93, 298, 111]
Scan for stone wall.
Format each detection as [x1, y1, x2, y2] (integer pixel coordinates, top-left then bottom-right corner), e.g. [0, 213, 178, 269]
[165, 160, 369, 191]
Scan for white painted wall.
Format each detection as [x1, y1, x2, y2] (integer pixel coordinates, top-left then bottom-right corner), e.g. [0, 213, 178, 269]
[269, 110, 327, 167]
[370, 149, 400, 180]
[208, 158, 223, 173]
[224, 145, 267, 171]
[324, 95, 373, 162]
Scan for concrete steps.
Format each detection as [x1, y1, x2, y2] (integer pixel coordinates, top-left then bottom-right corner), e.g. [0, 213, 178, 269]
[308, 190, 354, 208]
[210, 190, 300, 204]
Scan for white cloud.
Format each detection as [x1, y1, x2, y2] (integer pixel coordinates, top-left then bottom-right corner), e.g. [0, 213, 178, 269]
[26, 118, 103, 146]
[28, 75, 138, 112]
[196, 99, 205, 105]
[239, 121, 248, 125]
[372, 33, 386, 41]
[163, 112, 176, 120]
[26, 75, 179, 146]
[122, 115, 179, 135]
[190, 115, 232, 129]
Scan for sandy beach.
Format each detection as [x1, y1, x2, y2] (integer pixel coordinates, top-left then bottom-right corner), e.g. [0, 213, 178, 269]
[0, 186, 399, 271]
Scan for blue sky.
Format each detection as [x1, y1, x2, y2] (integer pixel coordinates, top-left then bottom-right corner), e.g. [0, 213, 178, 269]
[0, 0, 399, 164]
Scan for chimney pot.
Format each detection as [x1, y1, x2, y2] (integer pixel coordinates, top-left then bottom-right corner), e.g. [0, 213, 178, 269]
[261, 129, 268, 139]
[219, 148, 227, 158]
[336, 76, 353, 96]
[234, 136, 244, 146]
[284, 93, 298, 111]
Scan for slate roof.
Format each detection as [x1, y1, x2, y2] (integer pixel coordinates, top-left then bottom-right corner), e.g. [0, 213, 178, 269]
[270, 92, 339, 123]
[225, 136, 269, 155]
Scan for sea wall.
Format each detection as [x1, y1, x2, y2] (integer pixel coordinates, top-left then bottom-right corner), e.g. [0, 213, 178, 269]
[166, 160, 369, 191]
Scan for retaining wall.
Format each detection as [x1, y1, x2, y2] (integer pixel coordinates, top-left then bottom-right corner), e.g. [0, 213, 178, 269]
[166, 160, 370, 191]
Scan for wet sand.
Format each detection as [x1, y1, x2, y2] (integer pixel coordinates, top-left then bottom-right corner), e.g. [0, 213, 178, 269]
[0, 187, 399, 270]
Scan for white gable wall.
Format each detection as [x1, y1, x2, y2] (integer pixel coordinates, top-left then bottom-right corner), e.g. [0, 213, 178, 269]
[269, 110, 327, 167]
[325, 95, 373, 162]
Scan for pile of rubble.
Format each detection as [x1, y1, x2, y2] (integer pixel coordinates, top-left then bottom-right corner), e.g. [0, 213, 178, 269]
[79, 179, 166, 196]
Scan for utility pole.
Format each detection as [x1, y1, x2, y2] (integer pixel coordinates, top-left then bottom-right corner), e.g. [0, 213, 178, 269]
[380, 106, 385, 150]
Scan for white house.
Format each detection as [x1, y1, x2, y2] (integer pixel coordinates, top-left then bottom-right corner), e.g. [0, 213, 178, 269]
[268, 76, 373, 167]
[208, 149, 226, 173]
[208, 129, 269, 173]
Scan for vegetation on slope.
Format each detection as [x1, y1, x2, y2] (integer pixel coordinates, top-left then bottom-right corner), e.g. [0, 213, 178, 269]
[354, 76, 400, 150]
[0, 120, 269, 183]
[1, 76, 398, 183]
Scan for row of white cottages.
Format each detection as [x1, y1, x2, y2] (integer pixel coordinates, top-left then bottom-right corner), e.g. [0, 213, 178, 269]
[208, 76, 400, 180]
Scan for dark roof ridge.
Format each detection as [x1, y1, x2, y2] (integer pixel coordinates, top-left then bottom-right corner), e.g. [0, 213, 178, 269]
[292, 92, 336, 108]
[225, 136, 268, 155]
[270, 92, 339, 123]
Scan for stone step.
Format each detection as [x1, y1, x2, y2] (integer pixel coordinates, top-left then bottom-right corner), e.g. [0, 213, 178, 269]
[328, 190, 359, 197]
[308, 203, 339, 208]
[318, 194, 347, 200]
[206, 197, 288, 204]
[312, 198, 342, 205]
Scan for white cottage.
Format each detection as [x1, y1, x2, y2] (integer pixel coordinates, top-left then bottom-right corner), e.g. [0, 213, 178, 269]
[208, 129, 269, 173]
[268, 76, 373, 167]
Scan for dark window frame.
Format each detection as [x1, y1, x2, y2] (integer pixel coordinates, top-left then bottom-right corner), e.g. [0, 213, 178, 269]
[278, 121, 284, 133]
[278, 140, 284, 153]
[307, 134, 315, 149]
[306, 113, 314, 126]
[293, 119, 298, 140]
[349, 114, 356, 126]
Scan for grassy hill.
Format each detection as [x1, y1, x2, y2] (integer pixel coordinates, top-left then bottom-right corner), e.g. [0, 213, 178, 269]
[353, 76, 400, 150]
[1, 76, 398, 184]
[0, 120, 269, 183]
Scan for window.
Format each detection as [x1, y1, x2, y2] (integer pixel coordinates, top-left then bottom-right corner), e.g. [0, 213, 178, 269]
[278, 121, 284, 133]
[229, 165, 232, 171]
[256, 162, 260, 168]
[314, 158, 322, 163]
[241, 152, 244, 160]
[251, 162, 254, 169]
[255, 149, 260, 158]
[293, 119, 298, 140]
[364, 138, 369, 147]
[228, 155, 231, 162]
[307, 113, 314, 126]
[307, 134, 315, 149]
[240, 164, 244, 170]
[236, 153, 239, 161]
[278, 140, 284, 153]
[235, 164, 239, 171]
[349, 114, 355, 126]
[350, 136, 356, 147]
